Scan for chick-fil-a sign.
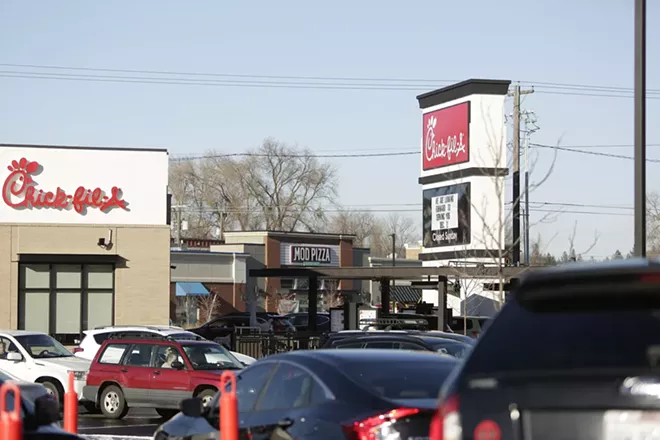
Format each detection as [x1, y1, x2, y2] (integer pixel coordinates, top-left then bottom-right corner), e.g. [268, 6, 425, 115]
[422, 102, 470, 171]
[2, 157, 128, 214]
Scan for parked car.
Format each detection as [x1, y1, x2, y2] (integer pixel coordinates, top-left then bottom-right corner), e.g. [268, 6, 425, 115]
[224, 312, 297, 333]
[448, 315, 491, 338]
[285, 312, 330, 332]
[330, 334, 442, 352]
[320, 329, 474, 348]
[0, 369, 85, 440]
[0, 331, 91, 403]
[73, 325, 256, 366]
[83, 334, 244, 419]
[432, 259, 660, 440]
[153, 349, 459, 440]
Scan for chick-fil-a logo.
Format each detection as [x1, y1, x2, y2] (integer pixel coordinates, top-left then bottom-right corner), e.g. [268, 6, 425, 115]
[2, 157, 128, 214]
[422, 102, 470, 171]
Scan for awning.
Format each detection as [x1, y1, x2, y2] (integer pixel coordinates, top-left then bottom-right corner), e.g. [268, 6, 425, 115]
[175, 282, 210, 297]
[391, 286, 422, 303]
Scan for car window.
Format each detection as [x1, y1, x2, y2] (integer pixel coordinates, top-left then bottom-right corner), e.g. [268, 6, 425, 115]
[208, 319, 230, 329]
[98, 343, 129, 364]
[257, 364, 317, 410]
[344, 358, 456, 399]
[92, 332, 113, 346]
[155, 345, 186, 369]
[364, 341, 397, 349]
[181, 343, 242, 370]
[124, 344, 157, 367]
[398, 342, 427, 351]
[450, 318, 474, 332]
[14, 334, 72, 359]
[335, 342, 365, 349]
[210, 363, 277, 412]
[0, 337, 20, 360]
[465, 300, 660, 374]
[317, 316, 329, 324]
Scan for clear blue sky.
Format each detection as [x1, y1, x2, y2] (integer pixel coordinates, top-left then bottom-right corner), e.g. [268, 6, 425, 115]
[1, 0, 658, 259]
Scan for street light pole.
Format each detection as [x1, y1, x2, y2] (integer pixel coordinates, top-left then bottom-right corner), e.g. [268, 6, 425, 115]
[634, 0, 647, 257]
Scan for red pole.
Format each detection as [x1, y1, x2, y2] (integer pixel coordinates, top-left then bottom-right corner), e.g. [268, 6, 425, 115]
[63, 371, 78, 433]
[219, 371, 238, 440]
[0, 381, 23, 440]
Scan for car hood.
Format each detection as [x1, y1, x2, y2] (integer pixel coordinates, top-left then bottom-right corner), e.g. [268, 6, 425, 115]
[230, 351, 256, 365]
[33, 356, 91, 371]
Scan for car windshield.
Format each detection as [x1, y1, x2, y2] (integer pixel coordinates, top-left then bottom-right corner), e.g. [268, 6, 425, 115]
[14, 334, 72, 358]
[344, 359, 456, 399]
[181, 343, 243, 370]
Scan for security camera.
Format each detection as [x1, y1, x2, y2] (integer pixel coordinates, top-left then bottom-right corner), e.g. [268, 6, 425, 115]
[97, 238, 106, 247]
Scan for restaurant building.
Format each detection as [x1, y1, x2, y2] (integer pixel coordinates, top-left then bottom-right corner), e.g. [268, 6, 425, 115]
[0, 144, 171, 344]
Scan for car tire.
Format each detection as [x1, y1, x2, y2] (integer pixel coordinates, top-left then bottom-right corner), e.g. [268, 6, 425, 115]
[156, 408, 179, 419]
[40, 380, 61, 402]
[195, 388, 217, 407]
[100, 385, 129, 419]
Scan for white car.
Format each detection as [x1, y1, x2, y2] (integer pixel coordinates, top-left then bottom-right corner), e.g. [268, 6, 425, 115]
[0, 330, 91, 403]
[74, 325, 257, 366]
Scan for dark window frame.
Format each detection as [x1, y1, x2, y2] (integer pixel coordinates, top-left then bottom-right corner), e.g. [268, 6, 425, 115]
[17, 263, 116, 345]
[98, 343, 130, 365]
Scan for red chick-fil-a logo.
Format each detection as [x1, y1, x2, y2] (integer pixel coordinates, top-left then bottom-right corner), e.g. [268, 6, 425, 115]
[425, 115, 467, 163]
[2, 157, 128, 214]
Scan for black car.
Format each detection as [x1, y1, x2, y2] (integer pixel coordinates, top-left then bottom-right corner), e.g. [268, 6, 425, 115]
[330, 334, 438, 351]
[153, 349, 458, 440]
[0, 371, 84, 440]
[320, 329, 474, 348]
[432, 259, 660, 440]
[285, 312, 330, 333]
[225, 312, 297, 333]
[413, 336, 472, 358]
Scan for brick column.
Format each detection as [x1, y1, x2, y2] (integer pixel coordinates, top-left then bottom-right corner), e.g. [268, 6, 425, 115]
[265, 237, 281, 312]
[338, 239, 353, 290]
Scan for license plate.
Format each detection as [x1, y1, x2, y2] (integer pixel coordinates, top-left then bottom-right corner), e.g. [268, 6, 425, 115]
[604, 410, 660, 440]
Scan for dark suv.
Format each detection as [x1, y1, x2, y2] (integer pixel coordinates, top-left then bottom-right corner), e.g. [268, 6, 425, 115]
[431, 259, 660, 440]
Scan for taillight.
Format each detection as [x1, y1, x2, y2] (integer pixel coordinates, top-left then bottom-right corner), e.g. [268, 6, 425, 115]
[72, 347, 83, 354]
[345, 407, 421, 440]
[430, 395, 461, 440]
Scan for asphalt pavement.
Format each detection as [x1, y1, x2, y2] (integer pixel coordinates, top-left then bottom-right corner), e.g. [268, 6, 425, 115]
[78, 407, 162, 438]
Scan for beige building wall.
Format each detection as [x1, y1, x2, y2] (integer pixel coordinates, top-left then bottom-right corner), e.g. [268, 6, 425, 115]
[0, 223, 170, 329]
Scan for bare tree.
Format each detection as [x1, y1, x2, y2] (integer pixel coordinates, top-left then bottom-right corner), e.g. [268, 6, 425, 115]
[327, 209, 377, 246]
[196, 293, 221, 325]
[168, 138, 338, 237]
[646, 191, 660, 256]
[565, 220, 600, 261]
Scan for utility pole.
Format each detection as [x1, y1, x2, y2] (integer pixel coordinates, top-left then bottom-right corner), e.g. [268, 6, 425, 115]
[391, 233, 396, 310]
[521, 110, 539, 266]
[509, 85, 534, 266]
[634, 0, 646, 257]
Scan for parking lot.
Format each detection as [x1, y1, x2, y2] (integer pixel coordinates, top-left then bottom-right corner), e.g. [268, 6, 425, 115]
[78, 408, 160, 438]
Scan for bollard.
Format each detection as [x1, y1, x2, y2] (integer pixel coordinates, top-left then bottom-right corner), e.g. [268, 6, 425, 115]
[219, 370, 238, 440]
[0, 380, 23, 440]
[63, 371, 78, 433]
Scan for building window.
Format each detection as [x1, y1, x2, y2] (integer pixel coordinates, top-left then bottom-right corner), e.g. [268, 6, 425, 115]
[18, 263, 115, 345]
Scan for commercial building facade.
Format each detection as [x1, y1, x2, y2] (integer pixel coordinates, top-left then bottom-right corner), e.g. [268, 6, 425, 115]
[0, 144, 171, 344]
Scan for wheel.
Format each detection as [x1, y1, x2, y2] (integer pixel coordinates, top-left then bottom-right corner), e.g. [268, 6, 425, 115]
[195, 388, 217, 407]
[156, 408, 179, 419]
[40, 380, 61, 402]
[82, 401, 101, 414]
[99, 385, 129, 419]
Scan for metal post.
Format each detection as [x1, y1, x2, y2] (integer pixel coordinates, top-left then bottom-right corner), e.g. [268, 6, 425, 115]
[524, 131, 531, 266]
[391, 234, 396, 303]
[634, 0, 647, 257]
[308, 276, 318, 332]
[512, 86, 521, 266]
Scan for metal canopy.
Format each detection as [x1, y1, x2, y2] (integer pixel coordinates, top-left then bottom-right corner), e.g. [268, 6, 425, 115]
[248, 265, 537, 280]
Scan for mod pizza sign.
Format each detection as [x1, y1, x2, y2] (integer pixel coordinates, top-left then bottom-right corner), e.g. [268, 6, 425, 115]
[0, 146, 169, 225]
[280, 243, 339, 266]
[422, 102, 470, 171]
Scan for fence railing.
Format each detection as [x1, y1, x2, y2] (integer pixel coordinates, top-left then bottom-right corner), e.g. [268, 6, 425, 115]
[232, 332, 323, 359]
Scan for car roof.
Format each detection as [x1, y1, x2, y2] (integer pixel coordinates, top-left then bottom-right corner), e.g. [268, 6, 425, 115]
[271, 348, 458, 367]
[334, 334, 425, 343]
[0, 330, 45, 337]
[85, 325, 187, 335]
[415, 335, 468, 345]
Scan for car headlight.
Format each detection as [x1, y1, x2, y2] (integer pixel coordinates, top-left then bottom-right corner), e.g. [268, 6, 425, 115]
[68, 370, 87, 381]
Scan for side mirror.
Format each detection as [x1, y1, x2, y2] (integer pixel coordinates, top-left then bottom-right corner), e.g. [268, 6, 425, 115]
[180, 397, 203, 417]
[34, 395, 61, 426]
[6, 352, 23, 362]
[171, 361, 185, 370]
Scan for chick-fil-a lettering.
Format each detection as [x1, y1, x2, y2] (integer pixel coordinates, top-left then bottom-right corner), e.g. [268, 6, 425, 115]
[2, 157, 128, 213]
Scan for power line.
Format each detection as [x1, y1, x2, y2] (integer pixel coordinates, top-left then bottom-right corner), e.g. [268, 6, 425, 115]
[3, 63, 660, 94]
[169, 150, 419, 161]
[531, 143, 660, 163]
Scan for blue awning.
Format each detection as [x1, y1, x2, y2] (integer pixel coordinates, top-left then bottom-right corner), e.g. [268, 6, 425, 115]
[175, 282, 210, 297]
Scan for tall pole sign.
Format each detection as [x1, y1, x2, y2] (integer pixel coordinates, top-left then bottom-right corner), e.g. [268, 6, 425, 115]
[634, 0, 646, 257]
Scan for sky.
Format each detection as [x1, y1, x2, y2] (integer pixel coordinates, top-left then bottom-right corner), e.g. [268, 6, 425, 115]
[0, 0, 658, 259]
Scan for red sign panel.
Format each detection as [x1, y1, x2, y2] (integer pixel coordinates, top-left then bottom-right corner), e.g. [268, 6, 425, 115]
[422, 102, 470, 170]
[2, 157, 128, 214]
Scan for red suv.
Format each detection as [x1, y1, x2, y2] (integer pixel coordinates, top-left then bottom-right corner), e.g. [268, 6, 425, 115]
[82, 335, 244, 419]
